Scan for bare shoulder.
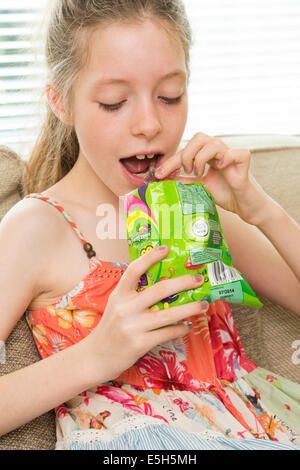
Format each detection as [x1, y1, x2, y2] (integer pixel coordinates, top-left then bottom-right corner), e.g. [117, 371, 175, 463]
[0, 197, 66, 291]
[1, 196, 64, 251]
[0, 198, 66, 340]
[1, 195, 96, 310]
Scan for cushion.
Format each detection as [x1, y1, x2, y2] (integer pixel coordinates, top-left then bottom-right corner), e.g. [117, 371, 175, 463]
[0, 146, 25, 221]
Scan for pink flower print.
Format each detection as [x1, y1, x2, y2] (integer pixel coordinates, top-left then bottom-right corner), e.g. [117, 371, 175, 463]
[111, 381, 125, 388]
[129, 384, 145, 392]
[78, 390, 89, 405]
[56, 404, 69, 419]
[78, 391, 90, 406]
[137, 350, 199, 390]
[96, 385, 168, 423]
[173, 398, 190, 413]
[266, 375, 277, 383]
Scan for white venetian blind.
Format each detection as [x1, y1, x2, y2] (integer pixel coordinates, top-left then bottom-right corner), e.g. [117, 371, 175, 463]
[0, 1, 46, 158]
[183, 0, 300, 140]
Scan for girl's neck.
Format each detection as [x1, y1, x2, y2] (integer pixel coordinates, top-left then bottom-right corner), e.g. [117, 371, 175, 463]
[42, 152, 128, 255]
[58, 152, 120, 213]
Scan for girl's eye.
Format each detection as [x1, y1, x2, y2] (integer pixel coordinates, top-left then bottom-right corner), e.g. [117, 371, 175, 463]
[98, 101, 125, 112]
[98, 95, 183, 113]
[160, 95, 183, 105]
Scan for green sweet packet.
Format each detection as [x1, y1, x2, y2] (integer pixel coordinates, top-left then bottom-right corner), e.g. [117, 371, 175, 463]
[125, 180, 263, 309]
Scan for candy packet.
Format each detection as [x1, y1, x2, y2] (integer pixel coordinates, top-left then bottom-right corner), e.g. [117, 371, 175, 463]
[125, 180, 263, 309]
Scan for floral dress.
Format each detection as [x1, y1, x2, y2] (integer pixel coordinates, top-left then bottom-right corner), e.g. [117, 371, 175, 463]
[25, 193, 300, 450]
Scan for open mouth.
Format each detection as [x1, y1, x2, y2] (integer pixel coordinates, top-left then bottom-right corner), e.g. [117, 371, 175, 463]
[120, 153, 163, 182]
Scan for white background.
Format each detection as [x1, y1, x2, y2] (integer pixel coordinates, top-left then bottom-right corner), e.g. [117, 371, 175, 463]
[183, 0, 300, 139]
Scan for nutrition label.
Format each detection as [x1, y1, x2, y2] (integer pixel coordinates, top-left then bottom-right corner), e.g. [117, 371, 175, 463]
[176, 182, 215, 215]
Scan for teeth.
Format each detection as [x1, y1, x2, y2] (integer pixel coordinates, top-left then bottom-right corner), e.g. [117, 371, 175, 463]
[135, 154, 156, 160]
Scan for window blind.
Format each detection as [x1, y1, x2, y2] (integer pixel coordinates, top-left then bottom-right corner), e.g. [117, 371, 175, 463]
[183, 0, 300, 140]
[0, 1, 300, 158]
[0, 1, 46, 158]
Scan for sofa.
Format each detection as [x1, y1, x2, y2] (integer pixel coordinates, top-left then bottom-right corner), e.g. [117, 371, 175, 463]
[0, 136, 299, 450]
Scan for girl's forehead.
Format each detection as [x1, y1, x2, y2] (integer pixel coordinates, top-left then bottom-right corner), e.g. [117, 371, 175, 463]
[82, 19, 186, 78]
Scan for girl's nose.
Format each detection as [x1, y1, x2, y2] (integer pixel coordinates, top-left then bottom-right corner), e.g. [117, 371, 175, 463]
[131, 98, 162, 138]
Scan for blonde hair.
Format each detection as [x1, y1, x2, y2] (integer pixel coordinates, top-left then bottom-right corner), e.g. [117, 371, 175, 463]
[23, 0, 193, 195]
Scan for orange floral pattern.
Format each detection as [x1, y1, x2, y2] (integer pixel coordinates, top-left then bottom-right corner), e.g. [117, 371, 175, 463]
[24, 193, 300, 447]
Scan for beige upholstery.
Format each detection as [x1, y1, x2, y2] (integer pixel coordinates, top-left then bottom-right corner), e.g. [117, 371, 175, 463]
[0, 146, 25, 218]
[0, 136, 299, 449]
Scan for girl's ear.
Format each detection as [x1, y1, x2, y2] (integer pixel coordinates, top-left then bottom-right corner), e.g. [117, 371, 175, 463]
[46, 82, 74, 126]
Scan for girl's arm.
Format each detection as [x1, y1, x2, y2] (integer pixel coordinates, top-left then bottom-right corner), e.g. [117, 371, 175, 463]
[0, 204, 101, 435]
[217, 201, 300, 316]
[0, 336, 98, 436]
[253, 199, 300, 283]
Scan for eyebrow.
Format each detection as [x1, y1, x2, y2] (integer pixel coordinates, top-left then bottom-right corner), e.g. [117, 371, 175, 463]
[92, 70, 186, 88]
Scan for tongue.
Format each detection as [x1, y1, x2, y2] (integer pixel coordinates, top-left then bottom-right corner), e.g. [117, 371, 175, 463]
[121, 156, 151, 174]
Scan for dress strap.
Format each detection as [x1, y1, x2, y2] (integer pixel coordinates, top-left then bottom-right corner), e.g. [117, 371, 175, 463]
[25, 193, 97, 260]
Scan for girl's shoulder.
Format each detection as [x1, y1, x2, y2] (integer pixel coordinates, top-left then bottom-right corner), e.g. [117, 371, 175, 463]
[6, 195, 96, 311]
[0, 197, 66, 337]
[0, 196, 67, 284]
[2, 195, 65, 244]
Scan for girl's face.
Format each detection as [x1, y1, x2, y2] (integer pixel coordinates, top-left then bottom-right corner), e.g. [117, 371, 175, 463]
[71, 19, 188, 197]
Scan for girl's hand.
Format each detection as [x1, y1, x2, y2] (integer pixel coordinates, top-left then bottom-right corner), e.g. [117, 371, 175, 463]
[155, 132, 272, 226]
[87, 245, 208, 384]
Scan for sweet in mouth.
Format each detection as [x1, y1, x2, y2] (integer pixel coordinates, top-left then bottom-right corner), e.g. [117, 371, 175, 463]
[120, 153, 163, 178]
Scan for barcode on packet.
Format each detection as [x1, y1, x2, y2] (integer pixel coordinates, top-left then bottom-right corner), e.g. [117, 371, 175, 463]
[207, 261, 243, 286]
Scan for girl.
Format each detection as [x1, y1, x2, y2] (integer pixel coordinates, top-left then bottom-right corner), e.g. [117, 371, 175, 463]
[0, 0, 299, 450]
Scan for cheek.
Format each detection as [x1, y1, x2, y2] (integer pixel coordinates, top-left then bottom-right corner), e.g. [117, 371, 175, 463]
[167, 103, 188, 137]
[168, 97, 188, 125]
[166, 106, 187, 153]
[179, 96, 188, 123]
[74, 106, 105, 147]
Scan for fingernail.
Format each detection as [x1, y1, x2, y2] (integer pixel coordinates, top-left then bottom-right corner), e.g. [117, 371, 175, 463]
[194, 274, 203, 282]
[217, 158, 224, 167]
[155, 167, 165, 178]
[158, 245, 168, 251]
[199, 300, 209, 310]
